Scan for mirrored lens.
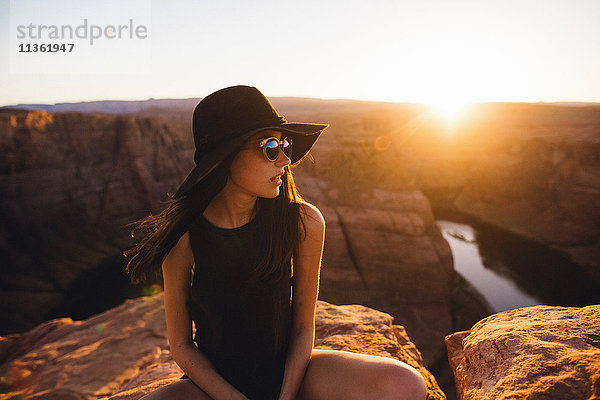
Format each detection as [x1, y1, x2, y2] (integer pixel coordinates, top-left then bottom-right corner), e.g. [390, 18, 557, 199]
[264, 137, 293, 161]
[282, 137, 292, 158]
[264, 138, 280, 161]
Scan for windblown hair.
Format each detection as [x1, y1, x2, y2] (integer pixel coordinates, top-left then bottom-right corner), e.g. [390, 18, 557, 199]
[124, 145, 307, 285]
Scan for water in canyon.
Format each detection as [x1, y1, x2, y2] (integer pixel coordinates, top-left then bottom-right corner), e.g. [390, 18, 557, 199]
[437, 218, 600, 313]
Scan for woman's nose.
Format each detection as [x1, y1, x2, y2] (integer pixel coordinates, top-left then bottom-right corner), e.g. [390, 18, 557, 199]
[275, 147, 291, 166]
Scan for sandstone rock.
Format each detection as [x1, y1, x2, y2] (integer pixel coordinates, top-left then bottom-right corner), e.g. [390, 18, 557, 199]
[445, 304, 600, 400]
[0, 109, 191, 225]
[0, 294, 445, 399]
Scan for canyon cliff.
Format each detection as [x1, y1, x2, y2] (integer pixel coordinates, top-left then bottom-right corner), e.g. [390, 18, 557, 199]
[0, 109, 191, 333]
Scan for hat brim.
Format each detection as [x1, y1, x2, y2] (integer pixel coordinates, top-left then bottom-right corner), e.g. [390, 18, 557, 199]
[172, 122, 328, 199]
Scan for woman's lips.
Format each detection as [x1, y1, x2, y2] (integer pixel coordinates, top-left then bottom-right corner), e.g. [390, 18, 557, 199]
[270, 172, 284, 185]
[270, 172, 283, 185]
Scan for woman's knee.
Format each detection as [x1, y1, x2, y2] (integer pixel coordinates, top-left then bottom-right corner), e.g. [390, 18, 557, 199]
[372, 362, 428, 400]
[299, 350, 427, 400]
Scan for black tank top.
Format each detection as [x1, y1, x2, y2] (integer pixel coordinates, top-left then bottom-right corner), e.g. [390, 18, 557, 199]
[181, 212, 293, 400]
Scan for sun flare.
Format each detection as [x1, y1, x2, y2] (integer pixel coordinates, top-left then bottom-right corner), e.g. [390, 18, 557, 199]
[430, 100, 471, 122]
[428, 99, 473, 133]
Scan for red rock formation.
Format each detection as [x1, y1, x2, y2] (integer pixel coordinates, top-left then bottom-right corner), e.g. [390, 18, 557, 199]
[0, 294, 446, 400]
[291, 113, 457, 366]
[445, 305, 600, 400]
[453, 137, 600, 280]
[0, 109, 191, 333]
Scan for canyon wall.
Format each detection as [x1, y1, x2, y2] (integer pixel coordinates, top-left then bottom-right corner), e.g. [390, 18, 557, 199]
[0, 109, 192, 333]
[453, 137, 600, 279]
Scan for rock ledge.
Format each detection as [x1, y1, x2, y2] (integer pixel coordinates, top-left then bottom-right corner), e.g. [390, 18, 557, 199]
[446, 304, 600, 400]
[0, 294, 445, 399]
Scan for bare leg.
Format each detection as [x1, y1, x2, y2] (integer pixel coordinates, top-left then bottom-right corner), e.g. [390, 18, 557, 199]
[295, 349, 427, 400]
[139, 379, 214, 400]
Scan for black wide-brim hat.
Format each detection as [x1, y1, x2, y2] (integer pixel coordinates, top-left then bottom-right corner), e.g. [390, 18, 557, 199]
[172, 85, 329, 199]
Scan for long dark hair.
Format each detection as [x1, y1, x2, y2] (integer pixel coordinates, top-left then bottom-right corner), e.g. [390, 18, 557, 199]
[124, 143, 307, 285]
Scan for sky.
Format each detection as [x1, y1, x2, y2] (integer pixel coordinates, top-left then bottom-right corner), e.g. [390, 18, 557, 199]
[1, 0, 599, 107]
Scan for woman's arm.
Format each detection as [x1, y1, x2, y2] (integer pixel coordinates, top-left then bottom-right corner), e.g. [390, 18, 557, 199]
[278, 203, 326, 400]
[162, 232, 249, 400]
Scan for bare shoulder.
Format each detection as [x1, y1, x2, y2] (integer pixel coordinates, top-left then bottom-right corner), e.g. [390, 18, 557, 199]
[299, 201, 325, 225]
[163, 231, 194, 271]
[298, 201, 325, 241]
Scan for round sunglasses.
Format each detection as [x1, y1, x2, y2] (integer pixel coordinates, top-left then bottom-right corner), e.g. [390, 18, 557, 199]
[259, 136, 293, 161]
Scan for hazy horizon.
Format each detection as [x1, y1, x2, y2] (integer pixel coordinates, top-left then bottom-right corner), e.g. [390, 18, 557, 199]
[3, 95, 600, 109]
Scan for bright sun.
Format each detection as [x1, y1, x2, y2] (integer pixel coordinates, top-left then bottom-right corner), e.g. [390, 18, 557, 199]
[428, 99, 473, 132]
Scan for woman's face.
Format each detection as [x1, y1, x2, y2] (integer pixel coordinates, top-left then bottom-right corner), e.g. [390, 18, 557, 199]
[227, 129, 291, 199]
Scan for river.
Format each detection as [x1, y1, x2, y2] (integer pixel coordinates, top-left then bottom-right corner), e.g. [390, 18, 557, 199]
[436, 219, 600, 313]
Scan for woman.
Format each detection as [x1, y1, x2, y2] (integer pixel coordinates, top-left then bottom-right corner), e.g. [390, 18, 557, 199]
[125, 86, 427, 400]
